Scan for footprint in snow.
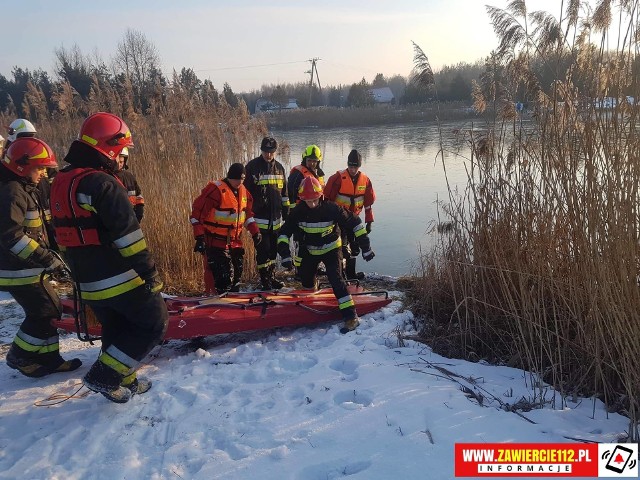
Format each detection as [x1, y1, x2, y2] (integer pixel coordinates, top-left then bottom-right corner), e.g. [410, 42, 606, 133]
[329, 358, 359, 381]
[333, 389, 374, 409]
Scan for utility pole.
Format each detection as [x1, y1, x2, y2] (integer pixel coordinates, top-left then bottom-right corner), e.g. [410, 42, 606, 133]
[306, 58, 322, 107]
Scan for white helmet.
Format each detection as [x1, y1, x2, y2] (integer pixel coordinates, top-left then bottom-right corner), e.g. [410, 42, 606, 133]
[7, 118, 37, 142]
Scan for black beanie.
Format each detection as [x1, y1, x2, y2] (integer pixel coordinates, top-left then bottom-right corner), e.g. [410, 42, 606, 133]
[347, 149, 362, 167]
[260, 136, 277, 153]
[227, 163, 246, 180]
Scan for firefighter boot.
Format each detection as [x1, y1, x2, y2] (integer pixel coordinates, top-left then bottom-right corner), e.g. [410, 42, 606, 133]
[6, 343, 82, 378]
[340, 316, 360, 334]
[259, 267, 272, 290]
[83, 360, 132, 404]
[269, 264, 284, 289]
[122, 372, 152, 395]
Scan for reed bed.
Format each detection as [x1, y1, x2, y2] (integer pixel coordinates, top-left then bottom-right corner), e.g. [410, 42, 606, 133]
[406, 0, 640, 437]
[2, 75, 267, 294]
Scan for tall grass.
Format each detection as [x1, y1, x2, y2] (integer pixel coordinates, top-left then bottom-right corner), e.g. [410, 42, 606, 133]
[2, 74, 267, 294]
[407, 0, 640, 437]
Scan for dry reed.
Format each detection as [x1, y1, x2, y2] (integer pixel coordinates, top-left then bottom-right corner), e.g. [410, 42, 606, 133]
[407, 0, 640, 437]
[2, 74, 267, 294]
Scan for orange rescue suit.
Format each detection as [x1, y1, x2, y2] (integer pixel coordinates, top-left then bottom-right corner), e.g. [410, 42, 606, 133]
[324, 170, 375, 223]
[191, 180, 259, 249]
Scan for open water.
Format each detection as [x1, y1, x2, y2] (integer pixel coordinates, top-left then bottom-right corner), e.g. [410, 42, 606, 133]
[273, 121, 472, 277]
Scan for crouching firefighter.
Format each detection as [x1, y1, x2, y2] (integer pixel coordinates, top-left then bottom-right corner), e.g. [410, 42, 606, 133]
[190, 163, 262, 294]
[50, 112, 168, 404]
[1, 138, 82, 378]
[277, 177, 375, 334]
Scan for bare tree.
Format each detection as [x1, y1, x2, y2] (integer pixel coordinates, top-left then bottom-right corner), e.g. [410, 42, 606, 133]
[113, 28, 161, 110]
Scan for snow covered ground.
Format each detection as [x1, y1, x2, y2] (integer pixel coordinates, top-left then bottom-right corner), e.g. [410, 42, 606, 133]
[0, 285, 631, 480]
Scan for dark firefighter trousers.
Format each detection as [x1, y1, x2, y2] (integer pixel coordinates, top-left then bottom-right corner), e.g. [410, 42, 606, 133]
[5, 281, 62, 359]
[207, 246, 244, 293]
[86, 285, 168, 363]
[298, 247, 356, 321]
[255, 228, 280, 270]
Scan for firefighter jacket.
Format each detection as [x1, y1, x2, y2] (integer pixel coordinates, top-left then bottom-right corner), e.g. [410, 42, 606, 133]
[190, 179, 259, 250]
[277, 199, 371, 261]
[324, 170, 375, 223]
[115, 169, 145, 223]
[244, 155, 290, 231]
[0, 171, 59, 287]
[288, 163, 326, 204]
[50, 141, 160, 302]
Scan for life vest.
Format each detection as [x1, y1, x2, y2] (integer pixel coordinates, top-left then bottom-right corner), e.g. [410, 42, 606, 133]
[333, 170, 369, 215]
[51, 168, 123, 247]
[202, 181, 248, 244]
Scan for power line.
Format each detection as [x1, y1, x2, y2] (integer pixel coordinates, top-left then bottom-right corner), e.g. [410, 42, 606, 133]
[192, 60, 308, 73]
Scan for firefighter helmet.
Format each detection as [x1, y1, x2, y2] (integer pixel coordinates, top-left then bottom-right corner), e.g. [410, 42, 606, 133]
[78, 112, 133, 160]
[298, 176, 323, 201]
[302, 145, 322, 162]
[7, 118, 37, 142]
[2, 137, 57, 177]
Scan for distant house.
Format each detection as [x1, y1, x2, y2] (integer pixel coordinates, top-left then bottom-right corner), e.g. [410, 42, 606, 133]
[255, 97, 299, 113]
[368, 87, 395, 104]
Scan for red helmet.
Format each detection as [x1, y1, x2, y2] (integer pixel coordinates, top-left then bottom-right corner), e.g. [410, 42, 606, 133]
[298, 176, 323, 201]
[2, 137, 57, 177]
[78, 112, 133, 160]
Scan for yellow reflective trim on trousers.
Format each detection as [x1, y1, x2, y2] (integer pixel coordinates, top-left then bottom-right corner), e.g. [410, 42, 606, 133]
[277, 235, 289, 245]
[17, 239, 40, 259]
[339, 297, 355, 309]
[119, 238, 147, 258]
[13, 336, 60, 353]
[80, 277, 145, 300]
[257, 259, 274, 269]
[22, 218, 43, 228]
[99, 352, 131, 375]
[294, 256, 301, 267]
[121, 372, 137, 386]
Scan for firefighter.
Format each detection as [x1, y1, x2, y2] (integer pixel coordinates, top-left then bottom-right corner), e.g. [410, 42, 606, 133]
[1, 137, 82, 377]
[115, 147, 145, 223]
[50, 112, 168, 404]
[277, 177, 375, 334]
[2, 119, 57, 250]
[244, 137, 289, 290]
[324, 149, 376, 280]
[190, 163, 262, 294]
[287, 144, 325, 204]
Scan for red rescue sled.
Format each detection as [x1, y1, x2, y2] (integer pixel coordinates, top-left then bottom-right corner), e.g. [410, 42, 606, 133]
[53, 285, 391, 340]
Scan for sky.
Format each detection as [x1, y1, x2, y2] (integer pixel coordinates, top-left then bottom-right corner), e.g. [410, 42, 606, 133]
[0, 281, 635, 480]
[1, 0, 567, 93]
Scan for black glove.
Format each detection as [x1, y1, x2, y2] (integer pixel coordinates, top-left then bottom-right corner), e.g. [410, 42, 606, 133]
[142, 269, 164, 294]
[253, 232, 262, 246]
[193, 236, 206, 254]
[281, 207, 289, 223]
[281, 259, 293, 270]
[362, 249, 375, 262]
[366, 222, 372, 234]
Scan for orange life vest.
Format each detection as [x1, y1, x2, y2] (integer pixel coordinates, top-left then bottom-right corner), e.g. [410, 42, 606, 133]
[333, 170, 369, 215]
[202, 181, 248, 244]
[50, 168, 103, 247]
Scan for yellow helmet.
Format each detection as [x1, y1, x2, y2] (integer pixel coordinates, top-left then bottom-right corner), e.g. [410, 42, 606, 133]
[302, 144, 322, 162]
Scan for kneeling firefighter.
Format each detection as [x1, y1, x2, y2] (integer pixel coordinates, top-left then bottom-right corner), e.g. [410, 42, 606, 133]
[50, 112, 168, 404]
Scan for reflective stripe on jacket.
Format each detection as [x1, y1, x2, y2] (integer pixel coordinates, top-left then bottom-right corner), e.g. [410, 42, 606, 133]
[0, 178, 56, 287]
